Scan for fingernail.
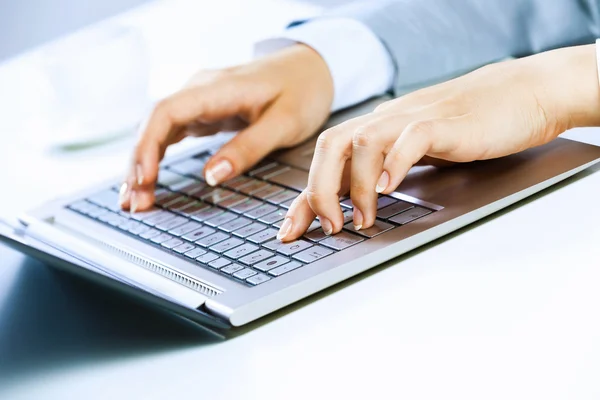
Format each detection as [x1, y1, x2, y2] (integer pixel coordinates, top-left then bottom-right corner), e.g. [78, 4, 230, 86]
[135, 164, 144, 186]
[320, 217, 333, 235]
[130, 191, 139, 214]
[277, 217, 293, 241]
[119, 182, 130, 207]
[376, 171, 390, 193]
[353, 207, 363, 231]
[205, 160, 233, 186]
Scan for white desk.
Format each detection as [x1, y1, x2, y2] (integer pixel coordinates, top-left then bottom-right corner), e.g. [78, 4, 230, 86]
[2, 1, 600, 399]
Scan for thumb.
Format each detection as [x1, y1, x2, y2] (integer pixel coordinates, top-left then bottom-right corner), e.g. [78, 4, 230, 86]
[203, 104, 299, 186]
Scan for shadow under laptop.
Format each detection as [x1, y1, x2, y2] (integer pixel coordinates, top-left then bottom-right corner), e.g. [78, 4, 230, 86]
[0, 251, 219, 384]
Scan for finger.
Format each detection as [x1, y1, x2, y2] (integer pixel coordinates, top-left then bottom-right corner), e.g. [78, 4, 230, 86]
[277, 191, 316, 242]
[203, 103, 300, 185]
[378, 117, 470, 194]
[305, 116, 370, 235]
[134, 77, 248, 188]
[349, 114, 401, 230]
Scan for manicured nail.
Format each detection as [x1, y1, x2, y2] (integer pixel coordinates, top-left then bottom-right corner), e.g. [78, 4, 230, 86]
[130, 191, 139, 214]
[205, 160, 233, 186]
[353, 207, 363, 231]
[136, 164, 144, 186]
[319, 217, 333, 235]
[119, 182, 130, 207]
[277, 218, 293, 241]
[375, 170, 390, 193]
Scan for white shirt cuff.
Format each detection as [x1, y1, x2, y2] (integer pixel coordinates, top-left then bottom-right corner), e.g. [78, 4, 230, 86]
[255, 18, 395, 112]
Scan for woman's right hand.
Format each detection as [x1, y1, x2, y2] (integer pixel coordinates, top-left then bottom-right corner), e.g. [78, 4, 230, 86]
[119, 44, 334, 212]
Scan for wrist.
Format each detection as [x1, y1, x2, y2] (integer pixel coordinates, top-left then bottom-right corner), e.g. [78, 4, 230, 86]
[543, 45, 600, 130]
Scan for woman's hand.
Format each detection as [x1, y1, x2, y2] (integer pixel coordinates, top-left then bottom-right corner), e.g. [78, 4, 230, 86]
[120, 44, 333, 212]
[278, 44, 600, 241]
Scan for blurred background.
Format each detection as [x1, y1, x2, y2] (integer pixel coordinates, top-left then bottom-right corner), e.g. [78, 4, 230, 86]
[0, 0, 346, 61]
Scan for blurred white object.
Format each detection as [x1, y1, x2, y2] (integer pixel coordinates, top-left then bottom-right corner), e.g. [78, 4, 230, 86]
[42, 24, 150, 150]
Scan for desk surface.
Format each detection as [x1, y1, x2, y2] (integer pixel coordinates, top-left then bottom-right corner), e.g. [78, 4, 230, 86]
[2, 1, 600, 399]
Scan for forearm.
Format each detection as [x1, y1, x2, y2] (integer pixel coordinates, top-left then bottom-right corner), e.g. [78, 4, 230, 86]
[327, 0, 600, 94]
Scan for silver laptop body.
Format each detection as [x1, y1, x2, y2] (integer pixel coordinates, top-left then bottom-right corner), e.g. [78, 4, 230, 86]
[3, 98, 600, 333]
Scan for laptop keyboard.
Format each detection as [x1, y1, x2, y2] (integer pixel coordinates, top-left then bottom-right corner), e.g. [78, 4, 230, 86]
[67, 152, 436, 287]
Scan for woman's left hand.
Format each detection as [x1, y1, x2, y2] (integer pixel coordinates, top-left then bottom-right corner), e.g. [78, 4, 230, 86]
[277, 44, 600, 241]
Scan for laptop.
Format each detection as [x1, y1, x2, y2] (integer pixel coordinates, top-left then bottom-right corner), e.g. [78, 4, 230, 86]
[2, 97, 600, 333]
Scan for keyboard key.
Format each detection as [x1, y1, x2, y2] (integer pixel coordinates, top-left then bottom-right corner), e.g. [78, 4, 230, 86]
[254, 165, 291, 180]
[233, 222, 267, 238]
[129, 207, 162, 221]
[69, 201, 95, 214]
[166, 196, 197, 212]
[172, 243, 196, 254]
[254, 256, 291, 272]
[169, 221, 202, 236]
[217, 193, 248, 208]
[221, 263, 245, 275]
[184, 247, 207, 258]
[293, 246, 334, 263]
[377, 200, 414, 219]
[143, 211, 178, 227]
[259, 209, 286, 225]
[233, 268, 257, 280]
[169, 177, 200, 192]
[238, 249, 274, 266]
[239, 179, 269, 195]
[87, 205, 110, 218]
[377, 196, 398, 209]
[202, 188, 236, 204]
[208, 257, 232, 269]
[155, 190, 180, 206]
[267, 168, 308, 192]
[204, 211, 237, 227]
[139, 228, 161, 239]
[88, 190, 120, 211]
[150, 233, 174, 244]
[196, 232, 230, 247]
[263, 239, 285, 252]
[155, 216, 188, 231]
[254, 184, 284, 200]
[222, 175, 253, 190]
[320, 232, 364, 251]
[182, 226, 216, 242]
[223, 243, 259, 259]
[306, 220, 321, 233]
[304, 228, 328, 242]
[265, 189, 299, 205]
[179, 181, 208, 196]
[340, 198, 353, 209]
[176, 201, 210, 216]
[279, 198, 295, 209]
[230, 198, 262, 214]
[245, 204, 277, 219]
[128, 222, 151, 235]
[248, 162, 279, 177]
[342, 210, 354, 224]
[196, 251, 220, 264]
[157, 169, 189, 188]
[389, 206, 432, 225]
[161, 238, 184, 249]
[345, 220, 394, 238]
[268, 261, 303, 277]
[168, 158, 206, 179]
[219, 217, 252, 233]
[190, 206, 224, 222]
[210, 237, 244, 254]
[246, 273, 272, 285]
[276, 240, 313, 256]
[247, 228, 278, 244]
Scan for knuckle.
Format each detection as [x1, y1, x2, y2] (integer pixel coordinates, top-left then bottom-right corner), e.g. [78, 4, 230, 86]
[404, 120, 434, 143]
[316, 127, 343, 151]
[305, 189, 327, 210]
[374, 100, 395, 113]
[352, 125, 373, 148]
